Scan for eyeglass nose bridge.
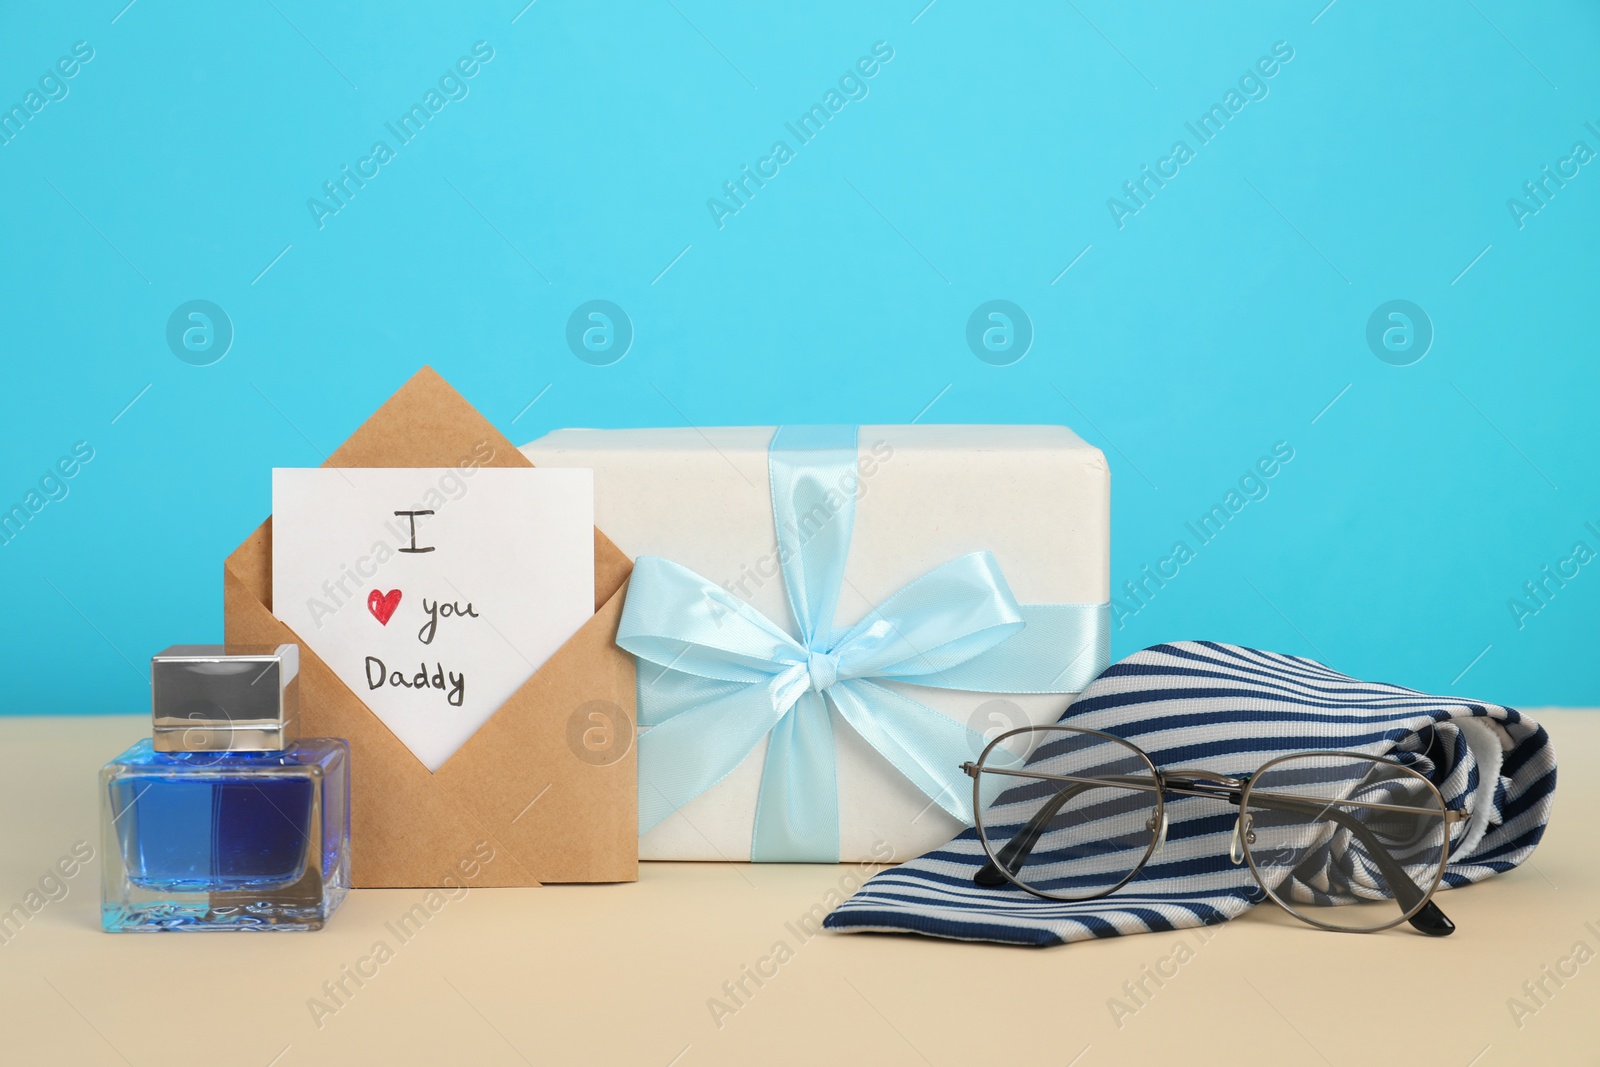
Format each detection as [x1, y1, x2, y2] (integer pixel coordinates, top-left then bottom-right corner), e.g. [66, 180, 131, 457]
[1147, 811, 1169, 854]
[1229, 814, 1256, 865]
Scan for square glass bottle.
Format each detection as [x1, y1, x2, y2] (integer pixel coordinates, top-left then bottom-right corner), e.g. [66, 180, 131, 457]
[100, 644, 350, 932]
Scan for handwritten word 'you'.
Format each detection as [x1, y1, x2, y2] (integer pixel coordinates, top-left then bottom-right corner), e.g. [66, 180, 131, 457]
[418, 599, 477, 644]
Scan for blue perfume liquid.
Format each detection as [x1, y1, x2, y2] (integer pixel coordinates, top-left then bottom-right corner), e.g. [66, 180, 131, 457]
[100, 739, 349, 931]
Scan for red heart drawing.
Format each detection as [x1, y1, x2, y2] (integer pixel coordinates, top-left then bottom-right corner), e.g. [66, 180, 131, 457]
[368, 589, 403, 626]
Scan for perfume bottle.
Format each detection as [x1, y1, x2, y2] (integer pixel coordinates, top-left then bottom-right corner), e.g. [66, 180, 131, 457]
[100, 644, 350, 932]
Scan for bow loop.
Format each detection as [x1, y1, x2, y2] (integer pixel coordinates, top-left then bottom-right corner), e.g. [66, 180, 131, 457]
[829, 552, 1028, 684]
[619, 556, 805, 684]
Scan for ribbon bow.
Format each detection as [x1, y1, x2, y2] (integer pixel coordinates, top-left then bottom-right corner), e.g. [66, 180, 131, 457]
[616, 425, 1109, 861]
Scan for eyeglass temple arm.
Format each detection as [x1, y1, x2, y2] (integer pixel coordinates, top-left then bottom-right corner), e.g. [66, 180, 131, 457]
[973, 780, 1094, 888]
[1262, 793, 1455, 937]
[973, 776, 1455, 936]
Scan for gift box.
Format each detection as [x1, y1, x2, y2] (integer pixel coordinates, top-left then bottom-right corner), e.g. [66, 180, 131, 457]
[521, 425, 1110, 862]
[225, 368, 638, 887]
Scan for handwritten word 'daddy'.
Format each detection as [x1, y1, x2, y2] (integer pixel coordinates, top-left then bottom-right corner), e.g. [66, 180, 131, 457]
[365, 658, 465, 707]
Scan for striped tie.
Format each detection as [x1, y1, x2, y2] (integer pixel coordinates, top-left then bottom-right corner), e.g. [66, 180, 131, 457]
[823, 641, 1556, 946]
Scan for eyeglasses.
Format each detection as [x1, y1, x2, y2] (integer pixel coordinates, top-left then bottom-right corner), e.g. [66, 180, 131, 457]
[961, 725, 1471, 935]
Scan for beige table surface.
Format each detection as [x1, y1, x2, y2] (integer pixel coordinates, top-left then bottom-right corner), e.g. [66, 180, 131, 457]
[2, 712, 1595, 1067]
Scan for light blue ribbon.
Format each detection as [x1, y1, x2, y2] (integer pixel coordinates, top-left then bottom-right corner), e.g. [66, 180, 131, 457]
[616, 425, 1110, 861]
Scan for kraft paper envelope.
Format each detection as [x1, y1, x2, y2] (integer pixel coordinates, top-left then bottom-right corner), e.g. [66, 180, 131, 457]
[224, 366, 637, 887]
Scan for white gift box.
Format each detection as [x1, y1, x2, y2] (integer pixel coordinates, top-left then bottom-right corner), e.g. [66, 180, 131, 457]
[521, 425, 1109, 862]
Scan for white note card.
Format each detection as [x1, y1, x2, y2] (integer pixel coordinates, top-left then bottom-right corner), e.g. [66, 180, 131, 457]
[271, 467, 594, 772]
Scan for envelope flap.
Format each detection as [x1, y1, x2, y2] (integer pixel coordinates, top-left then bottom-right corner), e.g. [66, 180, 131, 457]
[325, 363, 526, 469]
[224, 366, 630, 611]
[328, 365, 630, 606]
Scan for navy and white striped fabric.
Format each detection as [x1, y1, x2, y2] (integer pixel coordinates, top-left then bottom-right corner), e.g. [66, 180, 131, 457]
[823, 642, 1557, 946]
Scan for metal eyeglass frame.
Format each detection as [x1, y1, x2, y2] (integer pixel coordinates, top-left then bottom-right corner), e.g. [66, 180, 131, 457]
[959, 724, 1472, 936]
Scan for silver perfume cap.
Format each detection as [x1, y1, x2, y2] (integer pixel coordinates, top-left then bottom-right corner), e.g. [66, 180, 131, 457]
[151, 644, 301, 752]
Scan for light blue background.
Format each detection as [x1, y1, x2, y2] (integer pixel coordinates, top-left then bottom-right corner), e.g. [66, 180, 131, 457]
[1, 1, 1595, 715]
